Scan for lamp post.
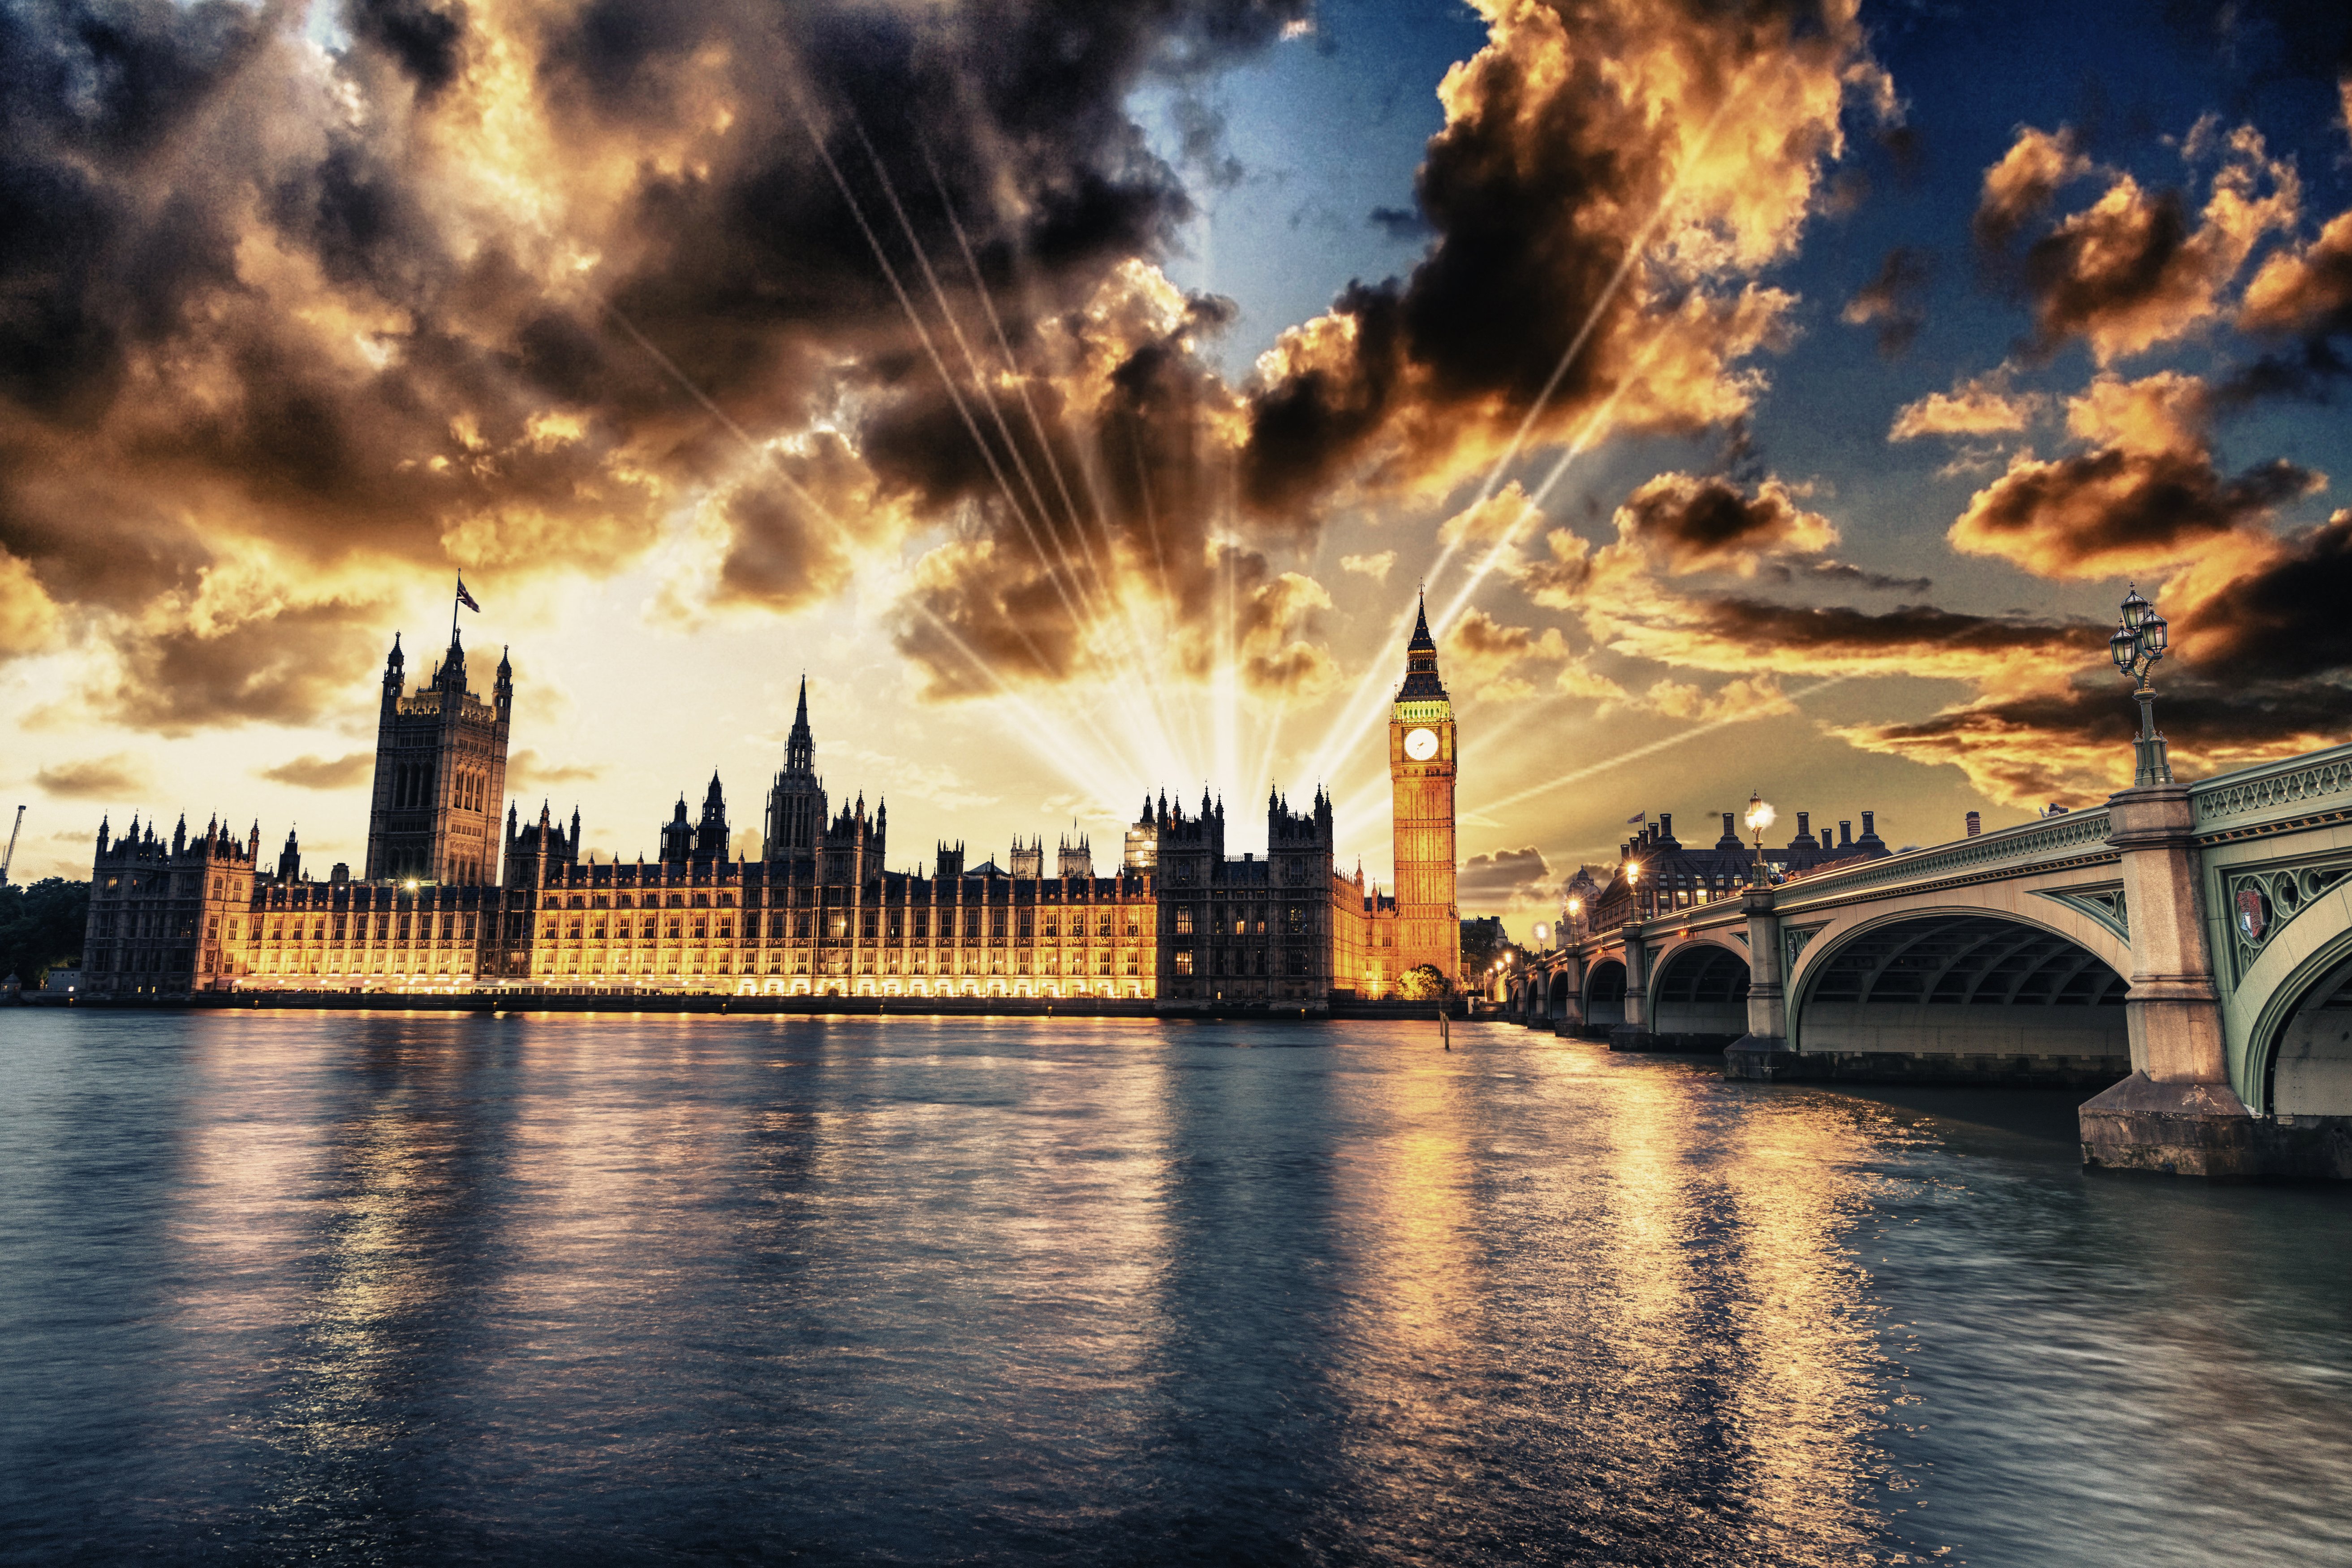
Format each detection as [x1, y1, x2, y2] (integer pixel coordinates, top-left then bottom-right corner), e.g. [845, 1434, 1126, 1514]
[1743, 792, 1776, 887]
[2110, 583, 2173, 787]
[1533, 921, 1549, 954]
[1625, 859, 1644, 921]
[1566, 896, 1581, 939]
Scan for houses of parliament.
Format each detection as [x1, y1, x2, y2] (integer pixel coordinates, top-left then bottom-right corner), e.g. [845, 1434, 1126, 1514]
[78, 601, 1463, 1008]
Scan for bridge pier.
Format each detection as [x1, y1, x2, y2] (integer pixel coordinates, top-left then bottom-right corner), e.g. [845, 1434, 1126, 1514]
[2080, 782, 2262, 1177]
[1607, 922, 1654, 1051]
[1724, 884, 1796, 1079]
[1552, 950, 1585, 1036]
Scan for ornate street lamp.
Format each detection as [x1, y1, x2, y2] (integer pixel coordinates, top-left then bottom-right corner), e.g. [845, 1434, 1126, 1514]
[1625, 859, 1644, 921]
[1533, 921, 1550, 953]
[2111, 583, 2173, 786]
[1565, 896, 1581, 937]
[1743, 792, 1776, 886]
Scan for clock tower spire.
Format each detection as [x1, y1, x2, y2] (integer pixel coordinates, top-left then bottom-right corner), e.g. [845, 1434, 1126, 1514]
[1389, 591, 1458, 991]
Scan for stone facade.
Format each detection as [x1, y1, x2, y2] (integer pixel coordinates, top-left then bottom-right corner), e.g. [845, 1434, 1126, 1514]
[364, 632, 511, 886]
[82, 599, 1458, 1007]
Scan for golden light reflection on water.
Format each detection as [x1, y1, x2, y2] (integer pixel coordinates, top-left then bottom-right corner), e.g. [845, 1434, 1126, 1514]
[18, 1011, 2350, 1564]
[1712, 1092, 1891, 1558]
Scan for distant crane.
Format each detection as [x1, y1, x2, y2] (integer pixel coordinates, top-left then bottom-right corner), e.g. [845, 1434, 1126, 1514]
[0, 805, 21, 887]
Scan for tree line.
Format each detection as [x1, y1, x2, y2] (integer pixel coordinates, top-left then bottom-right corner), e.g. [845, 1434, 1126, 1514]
[3, 879, 88, 989]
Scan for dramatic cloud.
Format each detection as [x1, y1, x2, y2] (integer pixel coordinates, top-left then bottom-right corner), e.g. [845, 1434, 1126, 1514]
[1339, 550, 1396, 581]
[35, 755, 154, 800]
[1981, 120, 2300, 362]
[1458, 844, 1556, 911]
[2240, 208, 2352, 340]
[1592, 595, 2094, 685]
[1888, 367, 2049, 440]
[1948, 371, 2320, 579]
[258, 752, 373, 790]
[1973, 125, 2090, 247]
[1842, 246, 1932, 356]
[0, 0, 1326, 725]
[1612, 474, 1837, 575]
[1516, 472, 1838, 609]
[1441, 608, 1569, 701]
[104, 599, 389, 735]
[1838, 509, 2352, 806]
[1236, 0, 1889, 514]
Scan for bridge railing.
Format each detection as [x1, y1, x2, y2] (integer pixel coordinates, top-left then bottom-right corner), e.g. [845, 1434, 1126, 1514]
[2188, 741, 2352, 835]
[1772, 806, 2115, 910]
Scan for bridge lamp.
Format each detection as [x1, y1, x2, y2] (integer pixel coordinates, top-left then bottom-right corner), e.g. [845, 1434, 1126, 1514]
[2111, 583, 2175, 787]
[1534, 921, 1549, 951]
[1745, 793, 1776, 885]
[1625, 860, 1644, 920]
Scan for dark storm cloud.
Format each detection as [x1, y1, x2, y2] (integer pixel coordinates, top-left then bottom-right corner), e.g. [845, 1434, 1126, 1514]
[1973, 121, 2297, 364]
[1951, 446, 2316, 578]
[2174, 508, 2352, 682]
[0, 0, 1317, 725]
[1458, 845, 1556, 910]
[1834, 508, 2352, 804]
[1840, 668, 2350, 807]
[1616, 474, 1836, 573]
[1841, 246, 1932, 357]
[1235, 0, 1888, 515]
[2241, 211, 2352, 341]
[1685, 598, 2091, 661]
[106, 601, 389, 735]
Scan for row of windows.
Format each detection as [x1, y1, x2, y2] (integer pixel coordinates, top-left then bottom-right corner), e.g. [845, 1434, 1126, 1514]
[1171, 949, 1312, 977]
[1171, 907, 1317, 935]
[538, 950, 1147, 978]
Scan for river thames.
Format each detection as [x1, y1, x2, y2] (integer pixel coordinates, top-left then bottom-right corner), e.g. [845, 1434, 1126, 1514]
[2, 1012, 2347, 1566]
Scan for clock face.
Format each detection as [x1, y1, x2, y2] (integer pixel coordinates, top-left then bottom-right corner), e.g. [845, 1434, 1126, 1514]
[1404, 726, 1439, 762]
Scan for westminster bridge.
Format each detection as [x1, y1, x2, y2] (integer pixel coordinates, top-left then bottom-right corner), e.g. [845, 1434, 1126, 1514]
[1502, 744, 2352, 1179]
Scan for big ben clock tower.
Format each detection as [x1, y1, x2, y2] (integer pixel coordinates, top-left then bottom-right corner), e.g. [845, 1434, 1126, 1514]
[1389, 593, 1459, 989]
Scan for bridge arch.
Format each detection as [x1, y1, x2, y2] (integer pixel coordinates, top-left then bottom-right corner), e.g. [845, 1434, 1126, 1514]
[2251, 928, 2352, 1117]
[1649, 939, 1750, 1047]
[1585, 958, 1627, 1031]
[1547, 968, 1572, 1019]
[1789, 908, 2130, 1079]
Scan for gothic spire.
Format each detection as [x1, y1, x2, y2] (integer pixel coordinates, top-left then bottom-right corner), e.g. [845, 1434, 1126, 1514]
[1398, 590, 1449, 701]
[784, 674, 815, 774]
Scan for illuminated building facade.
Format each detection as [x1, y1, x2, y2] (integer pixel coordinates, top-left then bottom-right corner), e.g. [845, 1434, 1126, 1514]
[1387, 595, 1459, 986]
[82, 599, 1458, 1006]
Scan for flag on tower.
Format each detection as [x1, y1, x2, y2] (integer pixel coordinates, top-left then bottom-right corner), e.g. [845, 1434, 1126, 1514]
[1625, 810, 1646, 825]
[455, 576, 481, 612]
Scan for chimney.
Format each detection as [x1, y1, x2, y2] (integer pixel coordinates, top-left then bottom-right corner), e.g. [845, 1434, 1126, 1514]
[1965, 810, 1982, 838]
[1796, 810, 1810, 843]
[1839, 820, 1852, 848]
[1658, 812, 1674, 845]
[1861, 810, 1876, 838]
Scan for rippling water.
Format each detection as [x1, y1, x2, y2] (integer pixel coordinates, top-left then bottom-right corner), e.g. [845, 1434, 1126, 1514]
[2, 1011, 2348, 1566]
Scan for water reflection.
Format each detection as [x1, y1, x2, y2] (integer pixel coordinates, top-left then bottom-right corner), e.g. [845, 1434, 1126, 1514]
[1, 1012, 2349, 1565]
